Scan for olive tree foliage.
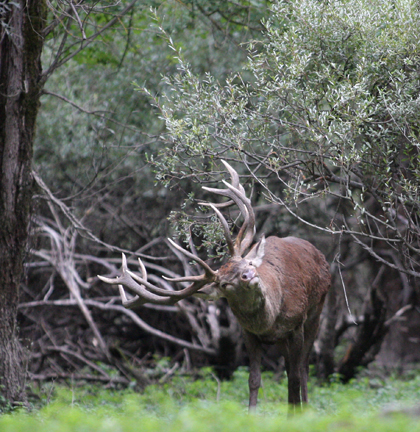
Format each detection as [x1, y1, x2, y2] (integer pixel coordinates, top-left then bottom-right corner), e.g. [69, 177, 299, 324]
[148, 0, 420, 280]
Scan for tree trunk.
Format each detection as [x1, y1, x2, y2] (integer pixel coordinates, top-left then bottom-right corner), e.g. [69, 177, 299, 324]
[337, 266, 388, 382]
[0, 0, 45, 406]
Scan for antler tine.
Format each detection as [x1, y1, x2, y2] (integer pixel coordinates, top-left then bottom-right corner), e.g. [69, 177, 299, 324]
[200, 160, 246, 209]
[222, 180, 256, 255]
[98, 254, 174, 307]
[201, 160, 255, 256]
[222, 160, 256, 254]
[220, 159, 246, 196]
[165, 238, 217, 281]
[137, 256, 147, 280]
[118, 284, 129, 303]
[199, 202, 235, 257]
[188, 226, 199, 258]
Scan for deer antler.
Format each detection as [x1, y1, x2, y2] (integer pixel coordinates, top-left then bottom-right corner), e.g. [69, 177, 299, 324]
[98, 246, 218, 308]
[201, 160, 256, 257]
[98, 160, 255, 307]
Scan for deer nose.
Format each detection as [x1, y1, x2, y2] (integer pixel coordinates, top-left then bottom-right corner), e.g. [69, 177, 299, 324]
[241, 267, 256, 281]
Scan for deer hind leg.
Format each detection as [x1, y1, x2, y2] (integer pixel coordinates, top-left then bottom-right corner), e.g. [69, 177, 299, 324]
[300, 358, 309, 403]
[301, 306, 326, 403]
[244, 331, 262, 411]
[284, 328, 305, 408]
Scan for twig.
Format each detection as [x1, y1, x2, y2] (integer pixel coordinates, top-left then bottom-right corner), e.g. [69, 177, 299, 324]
[41, 90, 139, 132]
[28, 372, 129, 385]
[384, 304, 413, 327]
[211, 372, 221, 403]
[70, 1, 87, 40]
[158, 362, 179, 383]
[45, 346, 110, 378]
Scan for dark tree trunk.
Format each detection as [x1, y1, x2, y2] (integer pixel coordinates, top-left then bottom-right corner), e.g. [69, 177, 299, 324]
[337, 267, 388, 382]
[0, 0, 45, 406]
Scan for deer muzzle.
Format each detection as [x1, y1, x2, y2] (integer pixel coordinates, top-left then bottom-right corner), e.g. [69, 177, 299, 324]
[241, 267, 258, 285]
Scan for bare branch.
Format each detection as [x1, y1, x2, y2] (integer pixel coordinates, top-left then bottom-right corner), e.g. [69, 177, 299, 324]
[20, 298, 216, 355]
[70, 1, 87, 40]
[42, 0, 138, 81]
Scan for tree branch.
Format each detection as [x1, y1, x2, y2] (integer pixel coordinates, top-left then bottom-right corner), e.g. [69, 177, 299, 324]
[41, 0, 138, 82]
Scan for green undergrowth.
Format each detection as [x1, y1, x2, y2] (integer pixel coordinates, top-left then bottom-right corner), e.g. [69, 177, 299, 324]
[1, 368, 420, 431]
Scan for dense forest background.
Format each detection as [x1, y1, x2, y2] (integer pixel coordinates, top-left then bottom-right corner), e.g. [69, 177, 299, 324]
[1, 0, 420, 403]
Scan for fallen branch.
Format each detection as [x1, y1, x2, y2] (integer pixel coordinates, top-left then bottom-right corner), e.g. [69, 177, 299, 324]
[19, 298, 216, 356]
[28, 372, 130, 385]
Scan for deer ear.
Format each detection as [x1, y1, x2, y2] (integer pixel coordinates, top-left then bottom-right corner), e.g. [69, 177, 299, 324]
[245, 235, 266, 267]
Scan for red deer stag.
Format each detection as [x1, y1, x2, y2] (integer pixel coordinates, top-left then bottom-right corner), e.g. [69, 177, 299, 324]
[99, 161, 331, 410]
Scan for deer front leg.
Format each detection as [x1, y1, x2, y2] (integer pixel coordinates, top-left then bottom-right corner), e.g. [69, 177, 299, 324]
[244, 331, 262, 411]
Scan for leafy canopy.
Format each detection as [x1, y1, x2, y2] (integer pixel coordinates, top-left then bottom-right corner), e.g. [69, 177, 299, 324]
[145, 0, 420, 273]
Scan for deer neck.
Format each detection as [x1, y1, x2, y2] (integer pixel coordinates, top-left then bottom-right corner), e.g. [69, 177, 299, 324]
[227, 285, 264, 313]
[225, 278, 277, 334]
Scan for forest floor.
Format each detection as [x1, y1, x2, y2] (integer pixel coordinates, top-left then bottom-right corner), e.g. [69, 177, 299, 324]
[1, 366, 420, 431]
